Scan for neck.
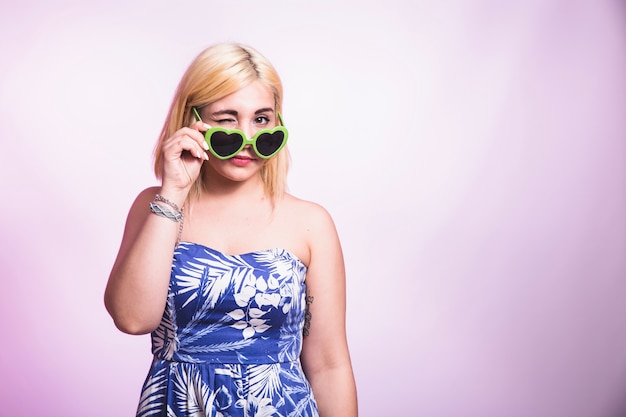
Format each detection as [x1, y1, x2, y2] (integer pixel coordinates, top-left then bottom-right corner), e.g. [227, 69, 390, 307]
[200, 171, 267, 201]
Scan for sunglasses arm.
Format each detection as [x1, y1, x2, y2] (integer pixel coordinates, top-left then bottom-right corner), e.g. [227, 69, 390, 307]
[192, 107, 204, 123]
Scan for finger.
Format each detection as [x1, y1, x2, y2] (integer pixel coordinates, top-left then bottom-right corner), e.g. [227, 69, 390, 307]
[181, 134, 209, 160]
[174, 127, 209, 155]
[190, 119, 212, 132]
[164, 132, 209, 161]
[181, 124, 210, 152]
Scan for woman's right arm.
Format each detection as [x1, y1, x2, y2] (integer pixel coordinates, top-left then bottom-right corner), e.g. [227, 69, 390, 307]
[104, 122, 209, 335]
[104, 186, 182, 334]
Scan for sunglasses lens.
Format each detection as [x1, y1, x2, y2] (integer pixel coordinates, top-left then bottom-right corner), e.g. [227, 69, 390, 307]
[255, 131, 285, 157]
[210, 131, 243, 158]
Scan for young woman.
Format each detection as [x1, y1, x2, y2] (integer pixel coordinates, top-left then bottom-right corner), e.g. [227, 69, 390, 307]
[104, 43, 358, 417]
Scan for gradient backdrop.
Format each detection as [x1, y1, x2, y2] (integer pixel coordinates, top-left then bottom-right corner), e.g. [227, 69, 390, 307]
[1, 1, 625, 416]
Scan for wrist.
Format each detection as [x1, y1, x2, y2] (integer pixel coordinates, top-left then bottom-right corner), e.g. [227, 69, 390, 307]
[156, 187, 189, 208]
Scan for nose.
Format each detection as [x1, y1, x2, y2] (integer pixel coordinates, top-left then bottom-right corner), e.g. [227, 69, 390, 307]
[241, 123, 257, 142]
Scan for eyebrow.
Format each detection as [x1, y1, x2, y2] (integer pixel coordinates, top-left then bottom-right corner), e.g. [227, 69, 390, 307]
[210, 108, 275, 118]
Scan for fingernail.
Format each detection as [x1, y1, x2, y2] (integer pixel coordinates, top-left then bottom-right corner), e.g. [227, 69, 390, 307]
[203, 123, 212, 130]
[202, 141, 209, 150]
[204, 152, 209, 160]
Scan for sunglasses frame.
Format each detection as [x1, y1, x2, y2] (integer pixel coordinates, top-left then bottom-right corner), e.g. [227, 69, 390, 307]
[192, 107, 288, 160]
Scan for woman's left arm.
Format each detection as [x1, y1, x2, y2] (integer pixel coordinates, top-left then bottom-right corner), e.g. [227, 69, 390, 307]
[301, 204, 358, 417]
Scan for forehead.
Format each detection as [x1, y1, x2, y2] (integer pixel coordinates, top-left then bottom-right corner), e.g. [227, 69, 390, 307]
[207, 81, 274, 114]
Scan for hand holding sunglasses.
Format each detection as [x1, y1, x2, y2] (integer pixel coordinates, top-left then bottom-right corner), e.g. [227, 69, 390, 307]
[192, 107, 288, 160]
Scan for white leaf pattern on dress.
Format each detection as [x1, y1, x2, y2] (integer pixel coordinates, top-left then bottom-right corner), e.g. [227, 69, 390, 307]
[136, 243, 319, 417]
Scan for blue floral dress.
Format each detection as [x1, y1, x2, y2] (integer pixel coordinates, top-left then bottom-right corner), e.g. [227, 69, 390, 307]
[136, 242, 319, 417]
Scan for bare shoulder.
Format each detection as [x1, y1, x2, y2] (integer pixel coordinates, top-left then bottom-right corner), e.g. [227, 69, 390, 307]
[280, 193, 337, 232]
[136, 186, 161, 204]
[121, 186, 162, 231]
[127, 186, 160, 215]
[109, 185, 162, 277]
[278, 193, 341, 266]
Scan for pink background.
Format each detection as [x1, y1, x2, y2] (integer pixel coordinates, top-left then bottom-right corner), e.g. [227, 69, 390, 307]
[1, 1, 625, 416]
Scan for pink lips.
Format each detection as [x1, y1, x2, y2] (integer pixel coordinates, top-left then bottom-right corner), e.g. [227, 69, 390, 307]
[230, 155, 255, 167]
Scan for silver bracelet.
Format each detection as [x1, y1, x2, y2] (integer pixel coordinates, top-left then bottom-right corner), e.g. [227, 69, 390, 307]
[154, 194, 182, 213]
[150, 195, 184, 246]
[149, 201, 182, 222]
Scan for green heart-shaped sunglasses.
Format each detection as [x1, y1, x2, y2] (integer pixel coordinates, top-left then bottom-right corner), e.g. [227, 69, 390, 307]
[192, 107, 288, 160]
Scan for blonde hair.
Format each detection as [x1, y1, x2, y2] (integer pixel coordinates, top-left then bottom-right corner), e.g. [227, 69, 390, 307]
[153, 43, 289, 202]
